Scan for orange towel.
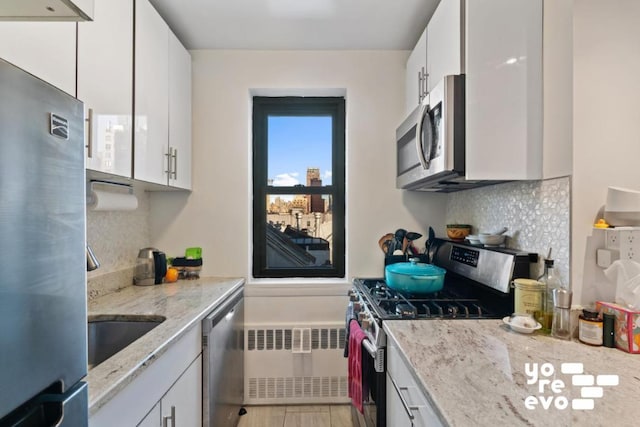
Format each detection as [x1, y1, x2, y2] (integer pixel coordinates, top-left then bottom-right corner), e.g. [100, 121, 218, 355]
[348, 319, 368, 413]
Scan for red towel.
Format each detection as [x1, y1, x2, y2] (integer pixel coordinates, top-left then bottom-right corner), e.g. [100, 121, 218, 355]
[348, 319, 367, 413]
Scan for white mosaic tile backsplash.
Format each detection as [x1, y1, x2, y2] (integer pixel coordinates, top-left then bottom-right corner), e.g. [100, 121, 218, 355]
[446, 177, 571, 285]
[87, 187, 151, 283]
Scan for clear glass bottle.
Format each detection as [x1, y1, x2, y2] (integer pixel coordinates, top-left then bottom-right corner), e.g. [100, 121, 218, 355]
[537, 259, 561, 334]
[552, 287, 573, 340]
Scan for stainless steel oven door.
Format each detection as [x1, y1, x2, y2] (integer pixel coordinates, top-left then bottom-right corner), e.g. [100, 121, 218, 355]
[352, 341, 386, 427]
[396, 75, 465, 190]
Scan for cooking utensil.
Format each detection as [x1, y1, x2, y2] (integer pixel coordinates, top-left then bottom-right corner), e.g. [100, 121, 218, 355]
[402, 237, 409, 254]
[394, 228, 407, 254]
[426, 226, 436, 262]
[378, 233, 395, 254]
[491, 227, 508, 235]
[404, 231, 422, 255]
[385, 258, 446, 295]
[406, 231, 422, 241]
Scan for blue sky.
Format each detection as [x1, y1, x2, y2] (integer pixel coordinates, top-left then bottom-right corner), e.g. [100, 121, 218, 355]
[268, 116, 332, 186]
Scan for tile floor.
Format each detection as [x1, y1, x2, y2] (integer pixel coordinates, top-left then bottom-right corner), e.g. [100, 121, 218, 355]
[237, 405, 355, 427]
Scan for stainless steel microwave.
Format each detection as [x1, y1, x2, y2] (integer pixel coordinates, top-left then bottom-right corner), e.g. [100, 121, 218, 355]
[396, 74, 499, 192]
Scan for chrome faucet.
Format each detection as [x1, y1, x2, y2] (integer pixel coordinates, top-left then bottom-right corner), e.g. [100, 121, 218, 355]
[86, 244, 100, 271]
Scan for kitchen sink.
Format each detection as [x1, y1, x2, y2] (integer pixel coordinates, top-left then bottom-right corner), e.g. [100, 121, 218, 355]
[87, 315, 165, 370]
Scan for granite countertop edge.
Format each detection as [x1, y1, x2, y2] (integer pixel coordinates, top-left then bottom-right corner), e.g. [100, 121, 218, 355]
[85, 277, 245, 415]
[383, 319, 640, 427]
[383, 322, 452, 427]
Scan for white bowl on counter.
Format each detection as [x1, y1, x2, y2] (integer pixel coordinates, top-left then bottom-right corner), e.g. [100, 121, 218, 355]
[466, 235, 481, 245]
[502, 314, 541, 334]
[478, 234, 506, 246]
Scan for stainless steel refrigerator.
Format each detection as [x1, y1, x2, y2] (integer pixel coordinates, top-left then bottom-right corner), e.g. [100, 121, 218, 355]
[0, 59, 88, 426]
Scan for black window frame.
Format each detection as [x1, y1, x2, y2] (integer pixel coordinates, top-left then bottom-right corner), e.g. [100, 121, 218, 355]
[252, 96, 346, 278]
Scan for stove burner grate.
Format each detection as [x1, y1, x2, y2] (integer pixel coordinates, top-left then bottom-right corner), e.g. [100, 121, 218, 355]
[355, 278, 503, 320]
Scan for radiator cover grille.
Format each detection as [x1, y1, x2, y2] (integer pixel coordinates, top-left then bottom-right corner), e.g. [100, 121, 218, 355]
[247, 327, 345, 351]
[248, 376, 348, 400]
[244, 324, 349, 404]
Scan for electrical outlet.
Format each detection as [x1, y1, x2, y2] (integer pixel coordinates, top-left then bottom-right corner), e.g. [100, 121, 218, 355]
[606, 230, 619, 249]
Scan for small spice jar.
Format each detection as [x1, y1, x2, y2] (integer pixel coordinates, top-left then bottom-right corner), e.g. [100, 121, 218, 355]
[579, 308, 603, 346]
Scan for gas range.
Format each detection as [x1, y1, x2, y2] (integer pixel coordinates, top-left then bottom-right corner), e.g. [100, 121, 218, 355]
[346, 238, 537, 427]
[347, 238, 537, 352]
[353, 238, 536, 321]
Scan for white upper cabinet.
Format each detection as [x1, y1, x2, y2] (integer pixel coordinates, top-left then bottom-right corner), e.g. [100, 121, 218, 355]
[168, 31, 192, 190]
[0, 0, 94, 20]
[77, 0, 133, 178]
[134, 0, 192, 189]
[0, 21, 76, 95]
[134, 0, 169, 186]
[426, 0, 464, 92]
[465, 0, 571, 180]
[404, 28, 427, 117]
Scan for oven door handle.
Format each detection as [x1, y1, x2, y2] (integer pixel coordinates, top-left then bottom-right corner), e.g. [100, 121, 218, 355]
[362, 339, 378, 359]
[390, 376, 421, 422]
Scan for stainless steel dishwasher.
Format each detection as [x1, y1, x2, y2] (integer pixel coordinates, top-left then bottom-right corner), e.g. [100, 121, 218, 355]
[202, 287, 245, 427]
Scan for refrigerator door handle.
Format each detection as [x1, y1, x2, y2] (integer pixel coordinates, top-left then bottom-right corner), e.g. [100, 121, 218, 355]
[85, 108, 94, 158]
[1, 382, 88, 427]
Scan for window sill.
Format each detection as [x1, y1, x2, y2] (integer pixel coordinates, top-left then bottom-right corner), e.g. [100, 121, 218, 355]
[245, 278, 352, 297]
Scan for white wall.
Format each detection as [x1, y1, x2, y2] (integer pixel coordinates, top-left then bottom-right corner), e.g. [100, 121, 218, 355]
[149, 50, 448, 290]
[573, 0, 640, 304]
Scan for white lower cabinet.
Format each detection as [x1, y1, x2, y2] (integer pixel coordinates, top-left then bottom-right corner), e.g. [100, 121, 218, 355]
[137, 355, 202, 427]
[137, 403, 160, 427]
[160, 355, 202, 427]
[90, 325, 202, 427]
[386, 337, 443, 427]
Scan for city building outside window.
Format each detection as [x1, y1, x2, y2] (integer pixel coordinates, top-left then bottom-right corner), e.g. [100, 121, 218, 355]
[252, 97, 345, 278]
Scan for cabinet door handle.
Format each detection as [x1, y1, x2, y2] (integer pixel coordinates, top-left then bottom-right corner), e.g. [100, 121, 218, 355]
[171, 147, 178, 179]
[418, 71, 423, 104]
[421, 66, 427, 99]
[390, 376, 420, 423]
[165, 148, 172, 177]
[85, 108, 93, 158]
[162, 405, 176, 427]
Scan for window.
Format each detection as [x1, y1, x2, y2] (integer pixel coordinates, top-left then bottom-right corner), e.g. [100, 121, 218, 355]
[252, 97, 345, 278]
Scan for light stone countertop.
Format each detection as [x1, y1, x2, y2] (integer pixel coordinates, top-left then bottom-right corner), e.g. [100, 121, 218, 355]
[383, 319, 640, 426]
[85, 277, 244, 415]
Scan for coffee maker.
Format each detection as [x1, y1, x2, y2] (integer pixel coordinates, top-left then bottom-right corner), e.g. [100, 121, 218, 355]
[134, 248, 167, 286]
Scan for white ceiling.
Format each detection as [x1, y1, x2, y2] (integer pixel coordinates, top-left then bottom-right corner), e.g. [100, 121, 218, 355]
[148, 0, 440, 50]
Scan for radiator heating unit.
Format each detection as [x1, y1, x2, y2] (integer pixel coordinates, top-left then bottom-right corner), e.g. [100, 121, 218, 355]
[244, 323, 350, 405]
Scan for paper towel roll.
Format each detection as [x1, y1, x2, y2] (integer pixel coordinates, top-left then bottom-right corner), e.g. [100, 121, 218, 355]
[88, 189, 138, 211]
